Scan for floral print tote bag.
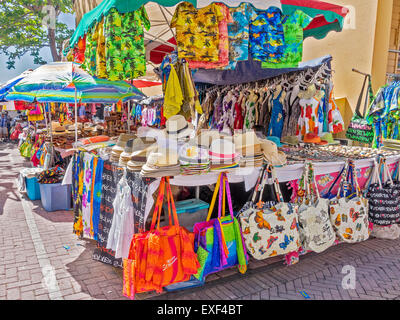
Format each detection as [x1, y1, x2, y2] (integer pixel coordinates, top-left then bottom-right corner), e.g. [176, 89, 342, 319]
[297, 162, 335, 253]
[329, 161, 370, 243]
[239, 165, 300, 260]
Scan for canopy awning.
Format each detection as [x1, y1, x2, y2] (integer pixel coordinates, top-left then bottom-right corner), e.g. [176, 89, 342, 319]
[66, 0, 349, 55]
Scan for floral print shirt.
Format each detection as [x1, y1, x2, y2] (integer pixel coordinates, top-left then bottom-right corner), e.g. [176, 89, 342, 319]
[171, 2, 225, 62]
[262, 10, 312, 69]
[250, 6, 286, 63]
[103, 6, 150, 81]
[225, 3, 258, 70]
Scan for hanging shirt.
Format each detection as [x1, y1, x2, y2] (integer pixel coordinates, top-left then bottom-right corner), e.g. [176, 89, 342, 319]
[297, 97, 322, 138]
[171, 2, 225, 62]
[249, 6, 286, 63]
[104, 6, 150, 81]
[262, 10, 312, 69]
[225, 3, 258, 70]
[188, 3, 233, 69]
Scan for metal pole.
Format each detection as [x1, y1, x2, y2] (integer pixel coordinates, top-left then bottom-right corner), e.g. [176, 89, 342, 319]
[47, 103, 53, 146]
[127, 100, 131, 134]
[74, 88, 78, 143]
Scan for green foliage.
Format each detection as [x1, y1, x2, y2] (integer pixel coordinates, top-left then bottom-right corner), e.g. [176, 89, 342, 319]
[0, 0, 74, 69]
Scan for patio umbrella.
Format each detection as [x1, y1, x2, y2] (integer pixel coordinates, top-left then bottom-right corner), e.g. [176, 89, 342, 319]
[0, 69, 33, 101]
[6, 62, 145, 142]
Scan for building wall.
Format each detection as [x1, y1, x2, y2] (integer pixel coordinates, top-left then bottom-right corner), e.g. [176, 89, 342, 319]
[303, 0, 380, 113]
[387, 0, 400, 75]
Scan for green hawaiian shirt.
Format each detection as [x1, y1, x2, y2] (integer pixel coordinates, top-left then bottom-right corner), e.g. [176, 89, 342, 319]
[262, 10, 311, 69]
[104, 6, 150, 81]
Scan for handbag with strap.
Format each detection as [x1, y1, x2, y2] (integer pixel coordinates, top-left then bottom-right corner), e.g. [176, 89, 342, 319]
[296, 162, 336, 253]
[239, 165, 300, 260]
[123, 177, 199, 299]
[346, 74, 374, 144]
[366, 158, 400, 226]
[193, 172, 248, 282]
[328, 160, 370, 243]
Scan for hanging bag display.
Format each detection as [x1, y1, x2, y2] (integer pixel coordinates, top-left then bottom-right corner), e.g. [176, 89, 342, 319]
[346, 74, 374, 144]
[193, 172, 248, 282]
[297, 162, 336, 253]
[328, 160, 370, 243]
[366, 158, 400, 226]
[123, 177, 199, 299]
[239, 165, 300, 260]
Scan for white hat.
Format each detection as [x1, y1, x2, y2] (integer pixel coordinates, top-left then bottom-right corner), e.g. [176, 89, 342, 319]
[164, 115, 194, 139]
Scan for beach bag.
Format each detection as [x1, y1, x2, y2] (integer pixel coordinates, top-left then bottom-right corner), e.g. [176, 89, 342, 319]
[328, 160, 370, 243]
[346, 74, 374, 144]
[370, 224, 400, 240]
[366, 158, 400, 226]
[296, 162, 336, 253]
[239, 165, 300, 260]
[20, 138, 33, 158]
[193, 172, 248, 282]
[123, 177, 199, 298]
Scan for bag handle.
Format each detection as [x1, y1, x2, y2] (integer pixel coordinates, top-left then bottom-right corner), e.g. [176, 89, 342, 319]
[250, 165, 267, 204]
[165, 177, 180, 229]
[380, 157, 393, 186]
[206, 173, 223, 222]
[223, 173, 234, 219]
[270, 166, 284, 203]
[150, 177, 166, 231]
[355, 75, 370, 118]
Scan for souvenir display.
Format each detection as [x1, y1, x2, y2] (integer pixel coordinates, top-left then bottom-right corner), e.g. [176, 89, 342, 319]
[366, 158, 400, 226]
[327, 161, 370, 243]
[239, 165, 300, 260]
[346, 74, 374, 144]
[123, 177, 199, 298]
[296, 162, 335, 253]
[193, 172, 248, 281]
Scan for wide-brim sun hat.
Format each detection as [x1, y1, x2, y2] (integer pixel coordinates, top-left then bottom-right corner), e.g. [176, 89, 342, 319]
[209, 138, 239, 161]
[164, 115, 194, 139]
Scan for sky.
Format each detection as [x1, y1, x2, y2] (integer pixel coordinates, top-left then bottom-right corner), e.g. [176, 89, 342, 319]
[0, 12, 76, 84]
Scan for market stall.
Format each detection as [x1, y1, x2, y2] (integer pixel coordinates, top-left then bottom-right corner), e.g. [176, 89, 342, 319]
[13, 0, 400, 300]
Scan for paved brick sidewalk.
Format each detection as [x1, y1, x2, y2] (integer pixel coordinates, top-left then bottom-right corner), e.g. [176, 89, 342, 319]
[2, 142, 400, 300]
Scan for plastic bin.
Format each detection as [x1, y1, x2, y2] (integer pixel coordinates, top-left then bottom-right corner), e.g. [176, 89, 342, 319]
[26, 176, 41, 201]
[39, 183, 72, 212]
[161, 198, 209, 231]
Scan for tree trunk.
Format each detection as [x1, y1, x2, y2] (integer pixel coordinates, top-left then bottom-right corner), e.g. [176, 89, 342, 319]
[48, 28, 60, 61]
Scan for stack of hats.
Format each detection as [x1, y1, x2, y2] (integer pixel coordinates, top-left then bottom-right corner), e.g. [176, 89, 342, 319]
[119, 139, 134, 167]
[110, 133, 136, 163]
[209, 139, 240, 171]
[179, 142, 210, 175]
[141, 149, 180, 178]
[234, 131, 263, 168]
[126, 138, 157, 172]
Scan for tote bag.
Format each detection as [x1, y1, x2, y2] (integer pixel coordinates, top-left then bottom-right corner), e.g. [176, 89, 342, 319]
[123, 177, 199, 299]
[366, 158, 400, 226]
[296, 162, 335, 253]
[328, 161, 370, 243]
[239, 165, 300, 260]
[193, 173, 248, 282]
[346, 75, 374, 144]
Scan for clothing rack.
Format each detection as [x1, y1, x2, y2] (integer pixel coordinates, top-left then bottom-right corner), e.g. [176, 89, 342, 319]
[203, 62, 332, 94]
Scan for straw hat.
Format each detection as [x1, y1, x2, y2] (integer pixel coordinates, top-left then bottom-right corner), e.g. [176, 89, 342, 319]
[281, 136, 300, 146]
[164, 115, 194, 139]
[141, 150, 180, 177]
[320, 132, 340, 145]
[303, 133, 328, 145]
[179, 143, 209, 164]
[209, 138, 239, 164]
[196, 130, 221, 148]
[260, 139, 287, 166]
